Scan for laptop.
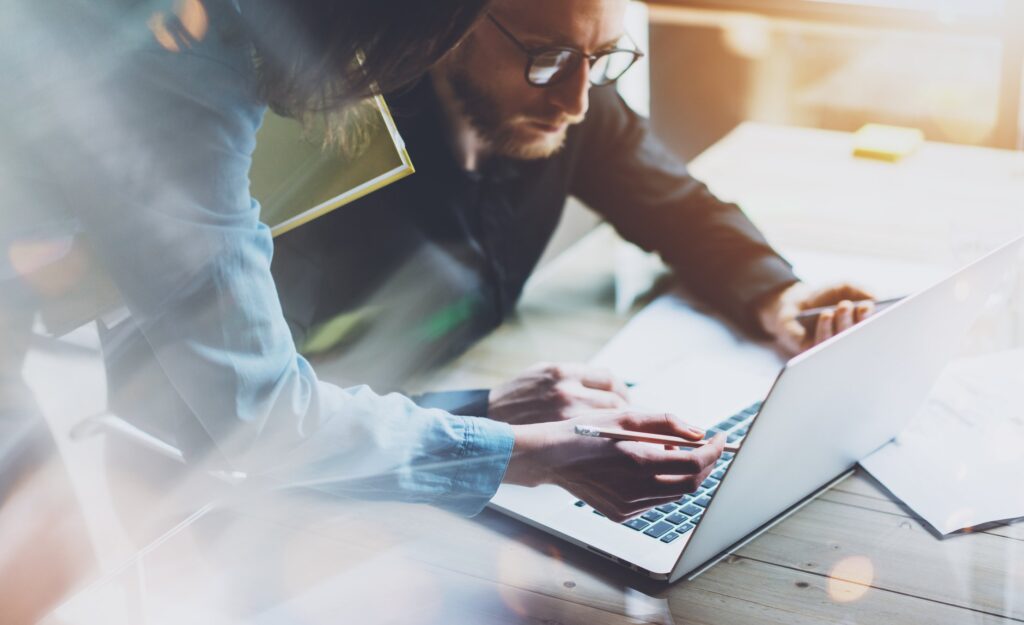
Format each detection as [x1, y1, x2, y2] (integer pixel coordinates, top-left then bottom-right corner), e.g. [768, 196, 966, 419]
[489, 236, 1023, 582]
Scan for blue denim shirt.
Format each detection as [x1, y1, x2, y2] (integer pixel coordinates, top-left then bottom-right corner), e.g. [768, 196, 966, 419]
[1, 0, 513, 515]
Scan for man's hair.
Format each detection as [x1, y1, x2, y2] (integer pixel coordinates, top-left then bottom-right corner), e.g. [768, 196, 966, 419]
[245, 0, 489, 120]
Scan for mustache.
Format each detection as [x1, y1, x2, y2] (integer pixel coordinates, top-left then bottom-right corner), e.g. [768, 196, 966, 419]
[515, 113, 584, 128]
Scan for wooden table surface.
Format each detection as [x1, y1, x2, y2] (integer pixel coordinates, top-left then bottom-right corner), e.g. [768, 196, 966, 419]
[50, 124, 1024, 624]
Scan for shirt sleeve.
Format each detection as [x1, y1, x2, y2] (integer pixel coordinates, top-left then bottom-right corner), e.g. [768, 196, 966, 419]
[569, 88, 799, 332]
[39, 15, 513, 516]
[410, 390, 491, 418]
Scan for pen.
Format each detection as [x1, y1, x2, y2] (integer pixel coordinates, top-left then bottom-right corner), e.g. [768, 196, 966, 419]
[795, 296, 904, 334]
[574, 425, 742, 453]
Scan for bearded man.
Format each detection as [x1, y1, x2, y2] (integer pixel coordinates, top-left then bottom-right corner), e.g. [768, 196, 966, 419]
[272, 0, 875, 423]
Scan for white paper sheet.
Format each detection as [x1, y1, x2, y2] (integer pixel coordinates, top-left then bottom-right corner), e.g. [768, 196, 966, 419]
[590, 292, 784, 429]
[860, 350, 1024, 534]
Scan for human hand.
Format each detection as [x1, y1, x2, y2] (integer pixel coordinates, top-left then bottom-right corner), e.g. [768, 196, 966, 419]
[757, 282, 876, 355]
[487, 363, 630, 425]
[504, 411, 724, 522]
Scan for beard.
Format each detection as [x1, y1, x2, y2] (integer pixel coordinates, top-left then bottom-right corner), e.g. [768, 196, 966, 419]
[443, 61, 579, 161]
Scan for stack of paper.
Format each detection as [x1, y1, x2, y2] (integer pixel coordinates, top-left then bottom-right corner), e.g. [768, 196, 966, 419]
[861, 349, 1024, 535]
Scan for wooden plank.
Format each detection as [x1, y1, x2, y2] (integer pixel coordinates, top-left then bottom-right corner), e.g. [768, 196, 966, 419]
[677, 557, 1011, 625]
[738, 497, 1024, 620]
[89, 511, 655, 625]
[226, 493, 1017, 624]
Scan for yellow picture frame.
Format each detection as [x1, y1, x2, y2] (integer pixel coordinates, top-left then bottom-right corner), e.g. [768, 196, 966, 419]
[250, 94, 415, 238]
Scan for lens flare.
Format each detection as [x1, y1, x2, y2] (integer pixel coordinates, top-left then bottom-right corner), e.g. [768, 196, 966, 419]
[149, 0, 209, 53]
[826, 555, 874, 603]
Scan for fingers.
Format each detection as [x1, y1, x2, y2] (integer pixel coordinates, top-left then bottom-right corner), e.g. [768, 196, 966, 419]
[833, 300, 854, 333]
[804, 284, 875, 309]
[584, 492, 684, 523]
[617, 412, 705, 441]
[650, 459, 716, 495]
[854, 300, 875, 323]
[814, 308, 835, 344]
[580, 442, 722, 520]
[564, 383, 628, 410]
[552, 363, 630, 400]
[622, 434, 723, 477]
[812, 298, 877, 346]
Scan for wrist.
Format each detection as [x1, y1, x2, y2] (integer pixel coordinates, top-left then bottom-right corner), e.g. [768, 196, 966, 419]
[755, 291, 784, 335]
[504, 422, 562, 487]
[755, 281, 802, 335]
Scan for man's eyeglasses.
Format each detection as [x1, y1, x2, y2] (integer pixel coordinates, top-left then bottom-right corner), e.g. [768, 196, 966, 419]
[487, 15, 644, 88]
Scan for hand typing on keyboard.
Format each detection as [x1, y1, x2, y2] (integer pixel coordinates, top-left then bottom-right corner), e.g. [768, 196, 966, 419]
[503, 411, 726, 522]
[573, 401, 759, 543]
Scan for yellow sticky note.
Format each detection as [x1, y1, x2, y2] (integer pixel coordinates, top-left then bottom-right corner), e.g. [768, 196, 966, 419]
[853, 124, 924, 162]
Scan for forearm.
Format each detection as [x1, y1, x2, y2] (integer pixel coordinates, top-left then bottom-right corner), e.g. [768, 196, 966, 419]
[574, 92, 799, 332]
[105, 311, 515, 515]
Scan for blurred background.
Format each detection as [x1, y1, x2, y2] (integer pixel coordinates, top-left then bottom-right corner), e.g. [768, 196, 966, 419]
[548, 0, 1024, 264]
[648, 0, 1020, 158]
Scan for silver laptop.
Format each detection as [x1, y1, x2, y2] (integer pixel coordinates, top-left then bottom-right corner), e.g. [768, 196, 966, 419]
[490, 236, 1023, 582]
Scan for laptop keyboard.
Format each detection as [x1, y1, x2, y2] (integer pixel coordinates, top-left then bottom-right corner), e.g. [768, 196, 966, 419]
[573, 401, 761, 544]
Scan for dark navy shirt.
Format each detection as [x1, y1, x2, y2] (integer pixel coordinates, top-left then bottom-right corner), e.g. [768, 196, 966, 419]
[273, 78, 799, 403]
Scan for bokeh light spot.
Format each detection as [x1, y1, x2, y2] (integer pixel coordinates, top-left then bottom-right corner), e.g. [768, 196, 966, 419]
[827, 555, 874, 603]
[148, 13, 178, 52]
[149, 0, 209, 53]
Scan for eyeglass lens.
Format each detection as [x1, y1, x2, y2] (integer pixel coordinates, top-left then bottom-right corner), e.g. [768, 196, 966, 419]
[528, 50, 578, 85]
[527, 49, 638, 86]
[590, 51, 638, 85]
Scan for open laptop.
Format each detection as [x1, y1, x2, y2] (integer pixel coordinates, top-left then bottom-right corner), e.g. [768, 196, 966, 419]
[489, 236, 1023, 582]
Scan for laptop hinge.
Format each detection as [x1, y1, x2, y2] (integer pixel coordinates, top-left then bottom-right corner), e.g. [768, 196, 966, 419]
[684, 469, 855, 581]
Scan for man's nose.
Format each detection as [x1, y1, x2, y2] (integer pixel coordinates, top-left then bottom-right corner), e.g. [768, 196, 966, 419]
[547, 59, 591, 119]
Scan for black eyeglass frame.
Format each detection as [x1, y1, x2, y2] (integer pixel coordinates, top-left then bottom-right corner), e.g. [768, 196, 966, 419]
[486, 14, 645, 88]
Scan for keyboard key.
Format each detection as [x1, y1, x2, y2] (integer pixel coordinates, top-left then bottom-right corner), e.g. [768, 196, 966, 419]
[660, 532, 681, 543]
[691, 513, 703, 525]
[656, 503, 679, 514]
[722, 452, 735, 460]
[593, 510, 605, 517]
[574, 500, 586, 507]
[666, 512, 688, 524]
[643, 521, 675, 538]
[642, 510, 664, 523]
[701, 477, 719, 490]
[676, 522, 695, 534]
[736, 427, 748, 435]
[711, 468, 725, 479]
[727, 433, 742, 443]
[623, 518, 649, 531]
[696, 495, 712, 508]
[680, 503, 702, 516]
